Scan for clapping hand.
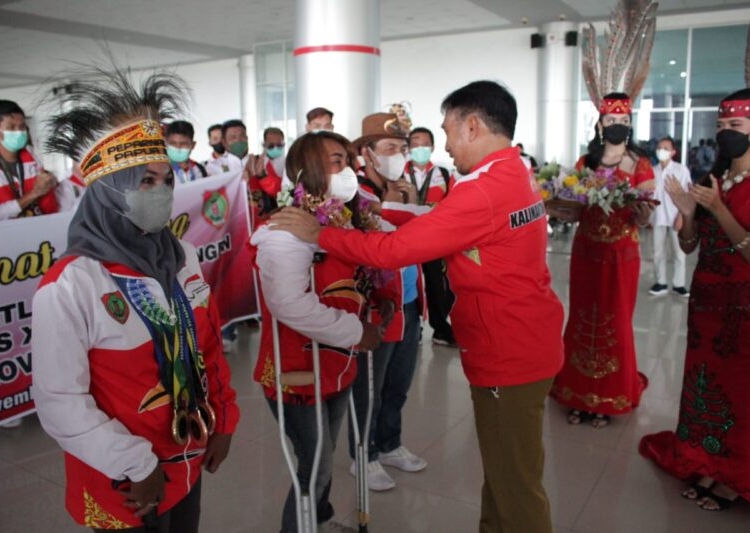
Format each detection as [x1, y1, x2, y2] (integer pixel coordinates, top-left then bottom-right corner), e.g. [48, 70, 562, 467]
[689, 175, 724, 214]
[665, 175, 696, 217]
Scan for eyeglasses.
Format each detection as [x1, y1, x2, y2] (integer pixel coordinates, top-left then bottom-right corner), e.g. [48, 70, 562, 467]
[266, 143, 285, 149]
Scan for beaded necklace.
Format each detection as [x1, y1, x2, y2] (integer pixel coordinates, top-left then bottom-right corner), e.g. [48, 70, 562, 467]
[721, 167, 750, 192]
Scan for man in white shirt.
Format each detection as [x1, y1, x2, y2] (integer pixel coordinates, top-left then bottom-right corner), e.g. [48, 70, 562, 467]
[649, 136, 691, 297]
[205, 119, 248, 177]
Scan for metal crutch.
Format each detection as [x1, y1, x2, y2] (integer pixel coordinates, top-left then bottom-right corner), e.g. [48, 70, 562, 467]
[349, 311, 375, 533]
[273, 264, 324, 533]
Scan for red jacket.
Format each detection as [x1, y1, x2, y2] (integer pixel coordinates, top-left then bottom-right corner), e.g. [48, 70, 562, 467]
[320, 147, 565, 387]
[403, 161, 454, 206]
[0, 147, 59, 217]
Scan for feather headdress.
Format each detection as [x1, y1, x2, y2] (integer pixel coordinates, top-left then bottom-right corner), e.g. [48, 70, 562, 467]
[46, 67, 189, 185]
[581, 0, 658, 109]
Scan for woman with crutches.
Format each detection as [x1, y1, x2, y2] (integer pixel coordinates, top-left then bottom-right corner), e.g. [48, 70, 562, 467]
[251, 131, 392, 533]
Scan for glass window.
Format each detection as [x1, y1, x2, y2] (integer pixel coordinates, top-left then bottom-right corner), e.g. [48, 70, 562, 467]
[690, 25, 746, 104]
[254, 40, 295, 141]
[641, 29, 688, 107]
[686, 110, 718, 182]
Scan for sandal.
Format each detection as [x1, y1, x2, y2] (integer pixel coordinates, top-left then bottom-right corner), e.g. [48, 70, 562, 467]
[681, 482, 714, 501]
[697, 493, 736, 511]
[590, 413, 610, 428]
[567, 409, 589, 425]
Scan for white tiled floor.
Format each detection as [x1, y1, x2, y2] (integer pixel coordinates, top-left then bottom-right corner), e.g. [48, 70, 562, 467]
[2, 228, 749, 532]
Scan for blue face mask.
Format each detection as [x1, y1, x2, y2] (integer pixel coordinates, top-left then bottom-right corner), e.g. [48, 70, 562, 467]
[1, 130, 29, 152]
[166, 145, 191, 163]
[266, 146, 284, 159]
[410, 146, 432, 166]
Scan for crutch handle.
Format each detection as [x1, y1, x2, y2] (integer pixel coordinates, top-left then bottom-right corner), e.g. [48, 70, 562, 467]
[280, 371, 315, 386]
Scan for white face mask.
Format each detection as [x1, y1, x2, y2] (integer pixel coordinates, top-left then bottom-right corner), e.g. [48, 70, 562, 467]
[327, 166, 358, 203]
[369, 148, 406, 182]
[656, 148, 672, 162]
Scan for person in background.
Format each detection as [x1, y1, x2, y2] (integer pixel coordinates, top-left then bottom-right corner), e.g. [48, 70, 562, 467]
[271, 80, 564, 533]
[247, 126, 285, 221]
[548, 93, 655, 429]
[305, 107, 334, 133]
[345, 114, 427, 492]
[205, 119, 248, 177]
[516, 142, 539, 172]
[640, 87, 750, 512]
[206, 123, 225, 163]
[405, 126, 456, 347]
[649, 136, 691, 297]
[165, 120, 207, 185]
[0, 99, 60, 221]
[32, 69, 239, 533]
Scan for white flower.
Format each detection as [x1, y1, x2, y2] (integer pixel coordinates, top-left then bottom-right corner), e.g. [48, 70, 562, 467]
[276, 184, 294, 207]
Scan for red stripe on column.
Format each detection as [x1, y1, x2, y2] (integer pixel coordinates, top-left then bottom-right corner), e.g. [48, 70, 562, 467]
[293, 44, 380, 56]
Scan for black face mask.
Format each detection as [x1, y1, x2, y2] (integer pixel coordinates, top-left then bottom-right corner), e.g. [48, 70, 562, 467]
[716, 129, 750, 159]
[602, 124, 631, 145]
[211, 142, 225, 155]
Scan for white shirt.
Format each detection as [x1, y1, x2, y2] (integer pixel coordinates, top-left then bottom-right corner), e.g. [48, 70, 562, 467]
[205, 152, 244, 178]
[652, 160, 691, 226]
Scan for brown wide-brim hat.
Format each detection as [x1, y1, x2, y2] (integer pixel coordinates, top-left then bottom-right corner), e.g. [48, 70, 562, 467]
[351, 112, 410, 150]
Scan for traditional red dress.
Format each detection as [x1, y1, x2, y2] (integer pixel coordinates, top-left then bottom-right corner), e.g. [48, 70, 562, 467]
[551, 156, 653, 416]
[639, 172, 750, 501]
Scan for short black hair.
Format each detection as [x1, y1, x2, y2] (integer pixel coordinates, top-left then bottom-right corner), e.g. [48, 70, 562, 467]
[263, 127, 285, 142]
[306, 107, 333, 123]
[658, 136, 676, 150]
[207, 123, 222, 136]
[221, 119, 246, 137]
[441, 80, 517, 139]
[165, 120, 194, 139]
[0, 100, 25, 122]
[409, 127, 434, 146]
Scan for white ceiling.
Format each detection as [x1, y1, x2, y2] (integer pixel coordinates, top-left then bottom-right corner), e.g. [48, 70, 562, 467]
[0, 0, 746, 89]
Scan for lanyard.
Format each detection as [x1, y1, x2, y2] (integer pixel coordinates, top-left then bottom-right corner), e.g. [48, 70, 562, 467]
[113, 277, 205, 411]
[0, 156, 24, 199]
[407, 163, 434, 205]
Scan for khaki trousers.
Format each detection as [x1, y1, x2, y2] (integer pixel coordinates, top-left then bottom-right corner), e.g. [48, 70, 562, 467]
[471, 378, 553, 533]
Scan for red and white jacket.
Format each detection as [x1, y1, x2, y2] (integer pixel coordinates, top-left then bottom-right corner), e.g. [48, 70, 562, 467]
[403, 160, 454, 206]
[251, 222, 402, 402]
[0, 147, 59, 220]
[319, 147, 565, 387]
[32, 242, 239, 529]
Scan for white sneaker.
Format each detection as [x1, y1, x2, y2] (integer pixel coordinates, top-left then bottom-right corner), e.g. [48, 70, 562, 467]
[0, 417, 22, 429]
[349, 460, 395, 491]
[318, 518, 356, 533]
[222, 337, 236, 353]
[379, 445, 427, 472]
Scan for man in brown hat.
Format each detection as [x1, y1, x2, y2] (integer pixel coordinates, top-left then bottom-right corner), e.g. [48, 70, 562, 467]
[352, 112, 415, 202]
[345, 112, 428, 492]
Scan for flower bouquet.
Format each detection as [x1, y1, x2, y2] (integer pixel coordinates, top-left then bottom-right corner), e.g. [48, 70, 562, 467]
[536, 163, 656, 216]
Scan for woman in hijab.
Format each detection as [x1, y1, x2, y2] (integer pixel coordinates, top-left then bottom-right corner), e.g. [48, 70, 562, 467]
[31, 70, 239, 532]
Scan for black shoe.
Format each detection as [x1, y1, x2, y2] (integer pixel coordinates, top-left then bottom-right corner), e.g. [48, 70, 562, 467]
[649, 283, 668, 296]
[432, 332, 458, 348]
[672, 286, 690, 298]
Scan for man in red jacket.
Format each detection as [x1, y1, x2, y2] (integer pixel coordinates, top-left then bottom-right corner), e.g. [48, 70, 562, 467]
[271, 80, 564, 533]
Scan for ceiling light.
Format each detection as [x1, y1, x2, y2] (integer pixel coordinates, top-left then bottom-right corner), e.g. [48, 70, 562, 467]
[680, 71, 687, 78]
[668, 59, 676, 65]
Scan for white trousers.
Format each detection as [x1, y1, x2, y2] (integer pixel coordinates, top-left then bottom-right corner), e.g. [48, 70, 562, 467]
[652, 225, 686, 287]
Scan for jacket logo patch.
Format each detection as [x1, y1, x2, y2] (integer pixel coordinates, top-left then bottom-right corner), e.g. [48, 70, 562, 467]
[202, 187, 229, 228]
[462, 247, 481, 266]
[101, 291, 129, 324]
[509, 201, 546, 229]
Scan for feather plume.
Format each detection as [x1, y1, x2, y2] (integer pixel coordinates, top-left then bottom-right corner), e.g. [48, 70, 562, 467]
[582, 0, 658, 104]
[45, 66, 190, 160]
[581, 24, 602, 107]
